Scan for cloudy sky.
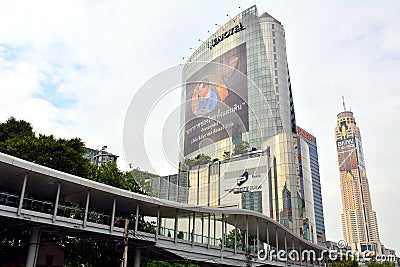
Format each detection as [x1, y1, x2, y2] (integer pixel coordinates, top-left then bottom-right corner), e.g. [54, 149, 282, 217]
[1, 0, 399, 252]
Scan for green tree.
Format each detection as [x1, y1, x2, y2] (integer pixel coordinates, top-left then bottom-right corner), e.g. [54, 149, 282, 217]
[0, 117, 91, 177]
[184, 153, 211, 168]
[225, 228, 255, 251]
[233, 141, 250, 156]
[365, 260, 395, 267]
[332, 259, 359, 267]
[0, 116, 34, 142]
[222, 150, 231, 160]
[0, 117, 190, 267]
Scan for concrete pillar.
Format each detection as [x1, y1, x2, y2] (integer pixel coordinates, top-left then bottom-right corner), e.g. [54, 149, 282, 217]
[133, 247, 141, 267]
[26, 227, 41, 267]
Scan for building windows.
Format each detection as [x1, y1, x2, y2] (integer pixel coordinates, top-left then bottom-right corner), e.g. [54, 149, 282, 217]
[242, 191, 262, 213]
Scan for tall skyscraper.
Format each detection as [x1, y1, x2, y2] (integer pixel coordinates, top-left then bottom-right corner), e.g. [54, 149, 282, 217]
[178, 6, 317, 242]
[335, 110, 382, 254]
[180, 5, 296, 161]
[297, 126, 326, 243]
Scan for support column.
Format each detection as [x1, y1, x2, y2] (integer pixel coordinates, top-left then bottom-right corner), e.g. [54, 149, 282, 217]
[213, 214, 216, 246]
[156, 206, 160, 240]
[256, 218, 260, 252]
[292, 238, 295, 265]
[275, 227, 279, 262]
[191, 211, 196, 246]
[234, 215, 237, 254]
[245, 216, 248, 252]
[133, 247, 141, 267]
[110, 197, 116, 233]
[17, 173, 27, 216]
[300, 245, 302, 267]
[201, 214, 204, 244]
[221, 214, 225, 252]
[26, 227, 40, 267]
[284, 234, 287, 262]
[207, 213, 211, 248]
[134, 202, 139, 233]
[53, 182, 61, 222]
[83, 190, 90, 228]
[123, 219, 129, 267]
[188, 213, 191, 240]
[174, 209, 178, 243]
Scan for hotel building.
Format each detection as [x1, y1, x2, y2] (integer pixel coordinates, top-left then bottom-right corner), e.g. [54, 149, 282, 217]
[178, 6, 316, 242]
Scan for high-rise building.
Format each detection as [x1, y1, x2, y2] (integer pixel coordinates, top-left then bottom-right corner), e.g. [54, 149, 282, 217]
[297, 126, 326, 243]
[178, 6, 317, 242]
[180, 5, 296, 161]
[85, 146, 118, 166]
[335, 110, 382, 254]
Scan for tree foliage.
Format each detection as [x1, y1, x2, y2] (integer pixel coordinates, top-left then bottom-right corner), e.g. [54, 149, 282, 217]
[222, 150, 231, 160]
[184, 153, 211, 168]
[0, 117, 189, 267]
[332, 259, 359, 267]
[0, 117, 91, 177]
[365, 260, 395, 267]
[233, 141, 250, 156]
[224, 228, 255, 251]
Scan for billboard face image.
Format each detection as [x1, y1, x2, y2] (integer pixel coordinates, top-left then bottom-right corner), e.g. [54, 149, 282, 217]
[183, 43, 248, 156]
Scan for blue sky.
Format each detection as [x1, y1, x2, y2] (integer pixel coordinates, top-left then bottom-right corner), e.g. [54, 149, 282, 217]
[0, 0, 399, 253]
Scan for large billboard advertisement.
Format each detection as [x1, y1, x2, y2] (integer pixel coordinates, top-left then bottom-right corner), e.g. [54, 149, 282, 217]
[183, 43, 248, 156]
[336, 121, 355, 150]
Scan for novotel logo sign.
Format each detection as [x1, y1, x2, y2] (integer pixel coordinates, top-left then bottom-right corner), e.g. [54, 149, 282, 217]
[207, 22, 246, 49]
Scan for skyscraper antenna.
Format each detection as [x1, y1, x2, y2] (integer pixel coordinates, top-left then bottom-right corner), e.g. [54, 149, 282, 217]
[342, 95, 347, 111]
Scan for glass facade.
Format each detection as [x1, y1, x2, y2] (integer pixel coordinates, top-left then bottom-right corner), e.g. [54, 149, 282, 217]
[297, 126, 326, 243]
[185, 132, 317, 243]
[180, 5, 294, 161]
[175, 5, 317, 243]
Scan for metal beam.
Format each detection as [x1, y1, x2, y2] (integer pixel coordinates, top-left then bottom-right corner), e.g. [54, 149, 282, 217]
[234, 214, 237, 254]
[192, 211, 196, 246]
[245, 215, 248, 251]
[256, 218, 259, 252]
[52, 182, 61, 222]
[156, 206, 160, 240]
[201, 213, 204, 244]
[83, 190, 90, 228]
[221, 213, 225, 261]
[275, 227, 278, 262]
[174, 209, 178, 244]
[213, 214, 216, 246]
[110, 197, 116, 233]
[17, 173, 27, 216]
[134, 202, 139, 233]
[207, 213, 211, 248]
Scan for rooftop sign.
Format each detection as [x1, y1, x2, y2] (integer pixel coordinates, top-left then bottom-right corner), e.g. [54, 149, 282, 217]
[207, 22, 246, 49]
